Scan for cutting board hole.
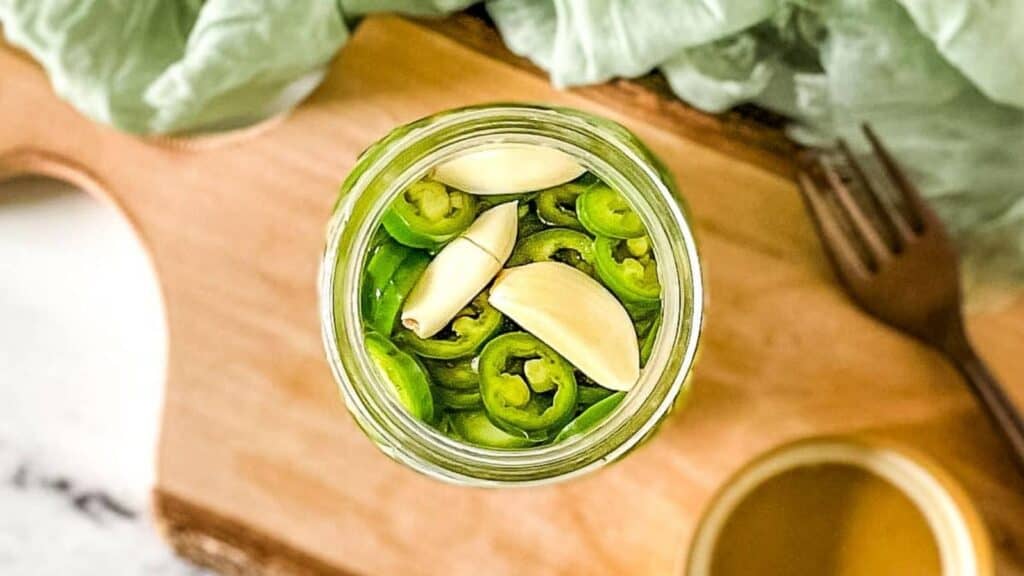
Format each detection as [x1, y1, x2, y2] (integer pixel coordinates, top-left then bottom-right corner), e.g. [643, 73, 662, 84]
[0, 174, 186, 570]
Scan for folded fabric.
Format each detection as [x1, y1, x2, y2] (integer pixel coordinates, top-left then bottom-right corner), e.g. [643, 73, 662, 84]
[0, 0, 348, 133]
[1, 0, 1021, 286]
[488, 0, 777, 86]
[897, 0, 1024, 109]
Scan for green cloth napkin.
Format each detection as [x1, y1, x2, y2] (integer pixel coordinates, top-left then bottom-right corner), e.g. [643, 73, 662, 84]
[0, 0, 350, 133]
[1, 0, 1021, 284]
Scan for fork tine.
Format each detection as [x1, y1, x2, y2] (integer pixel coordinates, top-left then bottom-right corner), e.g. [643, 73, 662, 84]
[817, 156, 891, 266]
[862, 125, 928, 232]
[796, 170, 869, 279]
[837, 139, 915, 246]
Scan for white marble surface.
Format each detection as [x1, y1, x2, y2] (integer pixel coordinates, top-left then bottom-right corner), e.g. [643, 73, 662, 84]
[0, 179, 203, 574]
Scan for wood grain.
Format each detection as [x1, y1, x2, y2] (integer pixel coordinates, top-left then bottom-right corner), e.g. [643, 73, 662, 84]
[1, 15, 1022, 576]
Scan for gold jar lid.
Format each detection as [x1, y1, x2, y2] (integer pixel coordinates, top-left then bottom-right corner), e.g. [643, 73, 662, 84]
[685, 436, 993, 576]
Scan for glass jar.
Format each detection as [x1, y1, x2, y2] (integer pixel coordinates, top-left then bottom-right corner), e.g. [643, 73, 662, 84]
[319, 104, 704, 486]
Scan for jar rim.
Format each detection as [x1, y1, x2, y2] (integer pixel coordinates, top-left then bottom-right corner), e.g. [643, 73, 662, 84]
[319, 104, 704, 485]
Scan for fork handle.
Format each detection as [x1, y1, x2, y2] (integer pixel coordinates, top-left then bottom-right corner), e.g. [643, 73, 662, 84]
[945, 335, 1024, 475]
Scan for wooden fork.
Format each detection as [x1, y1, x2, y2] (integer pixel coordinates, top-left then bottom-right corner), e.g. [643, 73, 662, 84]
[797, 124, 1024, 474]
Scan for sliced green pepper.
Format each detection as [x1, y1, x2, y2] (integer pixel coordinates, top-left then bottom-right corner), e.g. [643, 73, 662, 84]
[435, 386, 483, 411]
[364, 331, 434, 422]
[593, 235, 660, 307]
[362, 239, 412, 317]
[479, 192, 535, 210]
[630, 309, 659, 339]
[478, 332, 578, 437]
[346, 230, 397, 333]
[423, 358, 478, 390]
[382, 180, 478, 249]
[639, 314, 662, 366]
[554, 392, 625, 443]
[367, 226, 391, 253]
[536, 182, 588, 231]
[520, 213, 547, 238]
[367, 251, 430, 335]
[435, 412, 453, 436]
[577, 184, 645, 239]
[578, 384, 616, 406]
[442, 418, 464, 441]
[508, 228, 596, 276]
[517, 203, 548, 238]
[396, 293, 503, 359]
[450, 411, 533, 449]
[626, 301, 660, 324]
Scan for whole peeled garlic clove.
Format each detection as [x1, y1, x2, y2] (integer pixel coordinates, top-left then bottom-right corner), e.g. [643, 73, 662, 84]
[489, 261, 640, 391]
[401, 202, 518, 339]
[431, 144, 586, 195]
[461, 199, 517, 262]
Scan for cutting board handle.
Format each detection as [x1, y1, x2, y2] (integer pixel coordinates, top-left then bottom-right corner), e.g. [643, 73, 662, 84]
[1, 148, 107, 194]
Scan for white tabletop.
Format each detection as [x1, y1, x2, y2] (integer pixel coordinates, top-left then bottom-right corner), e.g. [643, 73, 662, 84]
[0, 178, 201, 574]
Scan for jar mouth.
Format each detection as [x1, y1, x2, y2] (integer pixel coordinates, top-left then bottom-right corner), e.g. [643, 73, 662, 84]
[319, 104, 704, 485]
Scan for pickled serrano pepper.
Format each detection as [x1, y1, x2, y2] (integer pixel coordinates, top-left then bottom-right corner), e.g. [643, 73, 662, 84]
[574, 371, 615, 406]
[423, 358, 478, 390]
[382, 180, 478, 249]
[535, 182, 588, 230]
[508, 228, 595, 276]
[517, 204, 548, 238]
[434, 386, 483, 411]
[639, 314, 662, 366]
[478, 332, 578, 437]
[593, 235, 660, 306]
[396, 293, 503, 358]
[577, 184, 644, 239]
[362, 239, 412, 316]
[450, 411, 533, 449]
[364, 332, 434, 422]
[625, 300, 660, 323]
[479, 192, 536, 210]
[365, 227, 392, 262]
[555, 392, 625, 443]
[578, 384, 616, 406]
[367, 251, 429, 335]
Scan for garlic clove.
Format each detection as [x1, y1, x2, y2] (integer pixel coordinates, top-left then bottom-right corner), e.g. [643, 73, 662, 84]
[462, 201, 518, 262]
[431, 144, 586, 195]
[401, 239, 498, 339]
[489, 262, 640, 391]
[401, 203, 518, 339]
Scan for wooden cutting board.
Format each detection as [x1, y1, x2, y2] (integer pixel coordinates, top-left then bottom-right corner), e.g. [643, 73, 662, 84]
[2, 15, 1023, 576]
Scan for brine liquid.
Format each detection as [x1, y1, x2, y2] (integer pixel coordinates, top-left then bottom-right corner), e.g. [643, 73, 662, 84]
[710, 464, 942, 576]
